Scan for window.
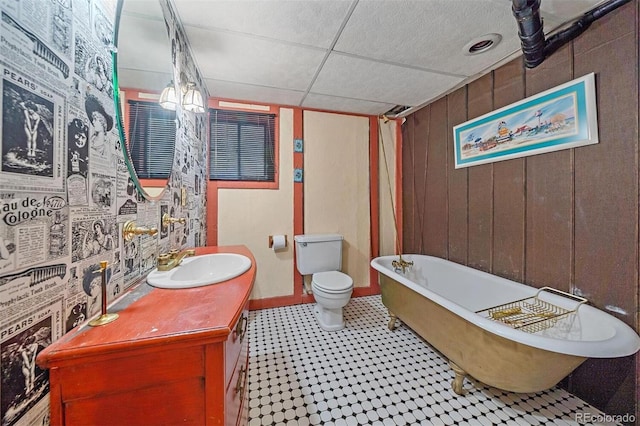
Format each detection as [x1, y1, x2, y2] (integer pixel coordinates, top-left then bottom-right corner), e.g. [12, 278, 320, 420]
[127, 100, 176, 179]
[209, 109, 276, 182]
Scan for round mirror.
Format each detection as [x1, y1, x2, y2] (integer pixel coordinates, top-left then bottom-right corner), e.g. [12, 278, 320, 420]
[113, 0, 175, 200]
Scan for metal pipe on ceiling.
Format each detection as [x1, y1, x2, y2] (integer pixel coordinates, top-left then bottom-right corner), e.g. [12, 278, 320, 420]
[512, 0, 632, 69]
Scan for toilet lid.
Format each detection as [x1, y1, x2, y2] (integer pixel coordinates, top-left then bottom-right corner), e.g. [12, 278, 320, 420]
[312, 271, 353, 292]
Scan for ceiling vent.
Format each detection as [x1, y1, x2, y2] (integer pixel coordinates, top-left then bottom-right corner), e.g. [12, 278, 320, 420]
[383, 105, 412, 118]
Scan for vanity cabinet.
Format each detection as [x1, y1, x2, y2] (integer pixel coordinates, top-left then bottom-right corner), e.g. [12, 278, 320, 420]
[37, 246, 255, 426]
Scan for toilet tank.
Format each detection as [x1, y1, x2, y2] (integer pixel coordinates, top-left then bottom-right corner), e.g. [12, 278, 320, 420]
[294, 234, 343, 275]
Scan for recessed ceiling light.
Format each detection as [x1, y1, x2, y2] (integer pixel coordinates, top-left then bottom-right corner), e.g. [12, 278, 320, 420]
[464, 33, 502, 55]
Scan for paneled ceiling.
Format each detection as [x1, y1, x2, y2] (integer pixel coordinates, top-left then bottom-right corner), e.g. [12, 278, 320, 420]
[118, 0, 608, 117]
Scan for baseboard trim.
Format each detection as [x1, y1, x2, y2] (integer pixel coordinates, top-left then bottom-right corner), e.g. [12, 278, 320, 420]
[249, 286, 380, 311]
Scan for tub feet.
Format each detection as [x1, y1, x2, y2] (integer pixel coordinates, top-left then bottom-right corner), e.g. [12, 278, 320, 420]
[449, 361, 467, 395]
[387, 311, 397, 330]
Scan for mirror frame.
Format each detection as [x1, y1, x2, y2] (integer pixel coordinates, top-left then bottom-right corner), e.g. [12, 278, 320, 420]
[112, 0, 173, 202]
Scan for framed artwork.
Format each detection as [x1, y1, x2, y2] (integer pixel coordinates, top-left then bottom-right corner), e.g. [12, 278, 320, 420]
[453, 73, 598, 168]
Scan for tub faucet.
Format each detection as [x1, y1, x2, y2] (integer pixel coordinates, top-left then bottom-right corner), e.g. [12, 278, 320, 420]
[157, 248, 196, 271]
[392, 256, 413, 273]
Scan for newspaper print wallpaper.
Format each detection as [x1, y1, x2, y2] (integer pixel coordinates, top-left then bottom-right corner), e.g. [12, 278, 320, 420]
[0, 0, 208, 424]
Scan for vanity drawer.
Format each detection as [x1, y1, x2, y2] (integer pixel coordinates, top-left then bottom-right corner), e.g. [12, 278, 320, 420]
[225, 306, 248, 383]
[64, 378, 205, 426]
[58, 346, 207, 425]
[236, 354, 250, 426]
[225, 337, 249, 426]
[60, 346, 204, 401]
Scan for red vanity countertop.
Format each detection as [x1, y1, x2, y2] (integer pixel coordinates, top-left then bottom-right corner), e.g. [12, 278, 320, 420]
[37, 245, 256, 368]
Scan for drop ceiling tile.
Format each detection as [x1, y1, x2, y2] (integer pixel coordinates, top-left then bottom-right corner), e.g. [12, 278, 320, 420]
[485, 0, 603, 33]
[334, 0, 523, 76]
[120, 0, 613, 118]
[537, 0, 608, 20]
[174, 0, 354, 49]
[205, 79, 306, 108]
[311, 53, 464, 107]
[185, 26, 326, 91]
[302, 93, 395, 116]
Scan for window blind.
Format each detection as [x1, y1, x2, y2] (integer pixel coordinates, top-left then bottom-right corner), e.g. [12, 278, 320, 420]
[209, 109, 275, 182]
[127, 100, 176, 179]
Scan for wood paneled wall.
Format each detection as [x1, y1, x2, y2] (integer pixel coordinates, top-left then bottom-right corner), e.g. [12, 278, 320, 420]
[401, 2, 638, 419]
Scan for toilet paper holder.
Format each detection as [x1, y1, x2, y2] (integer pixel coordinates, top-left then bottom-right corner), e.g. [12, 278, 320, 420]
[268, 235, 288, 249]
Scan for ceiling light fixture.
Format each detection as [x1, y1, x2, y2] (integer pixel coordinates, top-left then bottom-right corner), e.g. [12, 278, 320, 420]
[182, 82, 205, 113]
[464, 33, 502, 55]
[159, 80, 205, 113]
[159, 81, 178, 110]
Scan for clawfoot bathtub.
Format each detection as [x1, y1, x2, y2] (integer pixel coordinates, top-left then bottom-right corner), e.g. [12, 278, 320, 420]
[371, 255, 640, 394]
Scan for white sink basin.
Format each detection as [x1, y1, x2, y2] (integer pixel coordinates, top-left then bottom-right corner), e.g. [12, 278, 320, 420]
[147, 253, 251, 289]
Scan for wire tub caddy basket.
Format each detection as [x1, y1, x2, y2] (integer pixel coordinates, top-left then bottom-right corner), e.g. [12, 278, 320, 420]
[476, 287, 588, 334]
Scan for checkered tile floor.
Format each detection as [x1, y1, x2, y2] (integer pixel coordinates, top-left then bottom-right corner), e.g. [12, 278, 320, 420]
[248, 296, 618, 426]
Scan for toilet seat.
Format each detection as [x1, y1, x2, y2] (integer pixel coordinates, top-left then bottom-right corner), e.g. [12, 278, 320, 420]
[312, 271, 353, 293]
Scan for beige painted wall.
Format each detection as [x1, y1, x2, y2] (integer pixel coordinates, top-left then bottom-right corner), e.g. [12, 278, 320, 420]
[217, 109, 397, 299]
[303, 111, 371, 287]
[218, 108, 294, 299]
[378, 119, 397, 257]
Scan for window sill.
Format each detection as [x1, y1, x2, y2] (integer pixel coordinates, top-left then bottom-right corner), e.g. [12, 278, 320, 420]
[213, 180, 279, 190]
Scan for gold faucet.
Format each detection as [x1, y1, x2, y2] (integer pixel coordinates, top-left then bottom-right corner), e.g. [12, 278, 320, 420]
[162, 213, 186, 230]
[123, 220, 158, 242]
[157, 248, 196, 271]
[88, 261, 119, 327]
[392, 256, 414, 273]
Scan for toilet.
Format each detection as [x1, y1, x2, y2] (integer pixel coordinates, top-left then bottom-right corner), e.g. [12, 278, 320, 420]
[294, 234, 353, 331]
